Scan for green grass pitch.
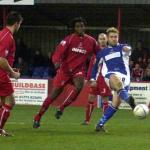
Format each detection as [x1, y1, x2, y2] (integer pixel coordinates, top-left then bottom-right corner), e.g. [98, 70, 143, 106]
[0, 105, 150, 150]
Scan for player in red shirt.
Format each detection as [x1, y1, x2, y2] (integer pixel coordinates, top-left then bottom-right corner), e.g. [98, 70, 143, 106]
[82, 33, 112, 125]
[33, 17, 99, 128]
[0, 11, 23, 136]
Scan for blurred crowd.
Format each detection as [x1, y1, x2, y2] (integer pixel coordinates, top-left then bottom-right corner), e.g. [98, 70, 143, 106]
[14, 39, 150, 81]
[14, 38, 56, 79]
[130, 41, 150, 81]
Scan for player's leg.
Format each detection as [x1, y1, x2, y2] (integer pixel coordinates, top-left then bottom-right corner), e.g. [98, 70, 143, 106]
[0, 98, 1, 109]
[0, 95, 15, 136]
[82, 74, 111, 125]
[109, 74, 135, 109]
[33, 69, 69, 128]
[33, 87, 63, 128]
[0, 98, 4, 109]
[101, 96, 109, 113]
[0, 79, 15, 136]
[82, 95, 110, 126]
[96, 91, 121, 132]
[95, 73, 135, 132]
[55, 76, 84, 119]
[82, 93, 95, 125]
[95, 74, 122, 132]
[98, 74, 111, 113]
[82, 82, 98, 125]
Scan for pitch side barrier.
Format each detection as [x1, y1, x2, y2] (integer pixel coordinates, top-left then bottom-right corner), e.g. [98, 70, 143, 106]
[120, 82, 150, 109]
[11, 78, 150, 109]
[11, 78, 48, 105]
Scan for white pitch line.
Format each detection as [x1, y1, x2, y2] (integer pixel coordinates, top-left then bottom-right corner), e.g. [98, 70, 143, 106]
[7, 122, 82, 126]
[7, 122, 26, 125]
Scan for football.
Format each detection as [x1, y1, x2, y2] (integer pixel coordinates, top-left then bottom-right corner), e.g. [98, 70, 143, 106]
[133, 104, 149, 119]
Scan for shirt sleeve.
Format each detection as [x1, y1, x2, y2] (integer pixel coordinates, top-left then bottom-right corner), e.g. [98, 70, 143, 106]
[0, 43, 7, 58]
[121, 44, 132, 56]
[93, 40, 100, 54]
[0, 36, 11, 58]
[91, 51, 103, 80]
[86, 54, 96, 80]
[52, 36, 70, 64]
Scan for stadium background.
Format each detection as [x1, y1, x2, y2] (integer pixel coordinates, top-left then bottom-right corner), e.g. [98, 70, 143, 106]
[1, 2, 150, 54]
[1, 0, 150, 81]
[1, 0, 150, 106]
[0, 1, 150, 150]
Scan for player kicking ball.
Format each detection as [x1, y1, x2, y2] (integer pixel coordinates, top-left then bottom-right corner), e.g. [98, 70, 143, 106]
[0, 11, 23, 136]
[33, 17, 99, 128]
[91, 27, 136, 132]
[82, 33, 112, 125]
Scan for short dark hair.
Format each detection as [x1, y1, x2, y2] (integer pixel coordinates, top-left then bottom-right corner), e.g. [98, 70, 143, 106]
[6, 11, 23, 26]
[70, 17, 87, 28]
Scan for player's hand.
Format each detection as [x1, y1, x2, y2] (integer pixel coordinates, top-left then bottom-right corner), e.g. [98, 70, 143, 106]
[54, 62, 60, 70]
[122, 46, 131, 52]
[89, 80, 97, 87]
[13, 68, 20, 72]
[84, 79, 88, 85]
[84, 80, 91, 86]
[10, 70, 20, 79]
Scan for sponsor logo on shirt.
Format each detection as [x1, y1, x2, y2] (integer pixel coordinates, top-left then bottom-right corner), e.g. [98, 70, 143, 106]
[72, 48, 86, 54]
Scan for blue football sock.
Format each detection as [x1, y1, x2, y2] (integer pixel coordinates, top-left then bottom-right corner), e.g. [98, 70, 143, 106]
[98, 104, 117, 126]
[118, 89, 129, 102]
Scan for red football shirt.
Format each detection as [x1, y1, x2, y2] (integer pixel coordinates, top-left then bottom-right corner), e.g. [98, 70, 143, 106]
[52, 33, 99, 74]
[0, 27, 16, 81]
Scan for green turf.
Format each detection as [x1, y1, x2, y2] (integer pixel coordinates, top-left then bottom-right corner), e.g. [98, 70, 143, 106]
[0, 105, 150, 150]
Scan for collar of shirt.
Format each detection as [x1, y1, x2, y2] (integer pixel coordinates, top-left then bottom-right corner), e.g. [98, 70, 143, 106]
[108, 43, 120, 48]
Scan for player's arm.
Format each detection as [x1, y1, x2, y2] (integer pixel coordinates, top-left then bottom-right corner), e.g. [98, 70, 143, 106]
[86, 39, 100, 80]
[90, 52, 102, 87]
[122, 45, 132, 56]
[86, 54, 96, 81]
[87, 40, 100, 82]
[0, 42, 20, 79]
[52, 37, 69, 69]
[0, 57, 13, 73]
[93, 40, 100, 54]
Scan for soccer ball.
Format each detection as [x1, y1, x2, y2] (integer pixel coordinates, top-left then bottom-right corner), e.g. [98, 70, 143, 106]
[133, 104, 149, 119]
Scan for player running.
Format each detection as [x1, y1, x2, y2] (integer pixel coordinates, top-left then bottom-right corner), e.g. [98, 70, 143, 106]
[82, 33, 112, 125]
[0, 11, 23, 136]
[33, 17, 99, 128]
[91, 27, 135, 132]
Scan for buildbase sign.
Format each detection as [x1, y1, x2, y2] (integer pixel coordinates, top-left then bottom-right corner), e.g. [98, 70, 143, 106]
[11, 79, 48, 105]
[0, 0, 34, 5]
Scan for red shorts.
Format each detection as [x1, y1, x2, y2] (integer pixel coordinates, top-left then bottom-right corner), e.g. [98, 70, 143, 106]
[0, 71, 14, 97]
[89, 74, 111, 97]
[53, 69, 85, 88]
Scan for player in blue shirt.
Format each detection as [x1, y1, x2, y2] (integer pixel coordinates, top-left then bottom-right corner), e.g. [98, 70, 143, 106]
[90, 27, 136, 132]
